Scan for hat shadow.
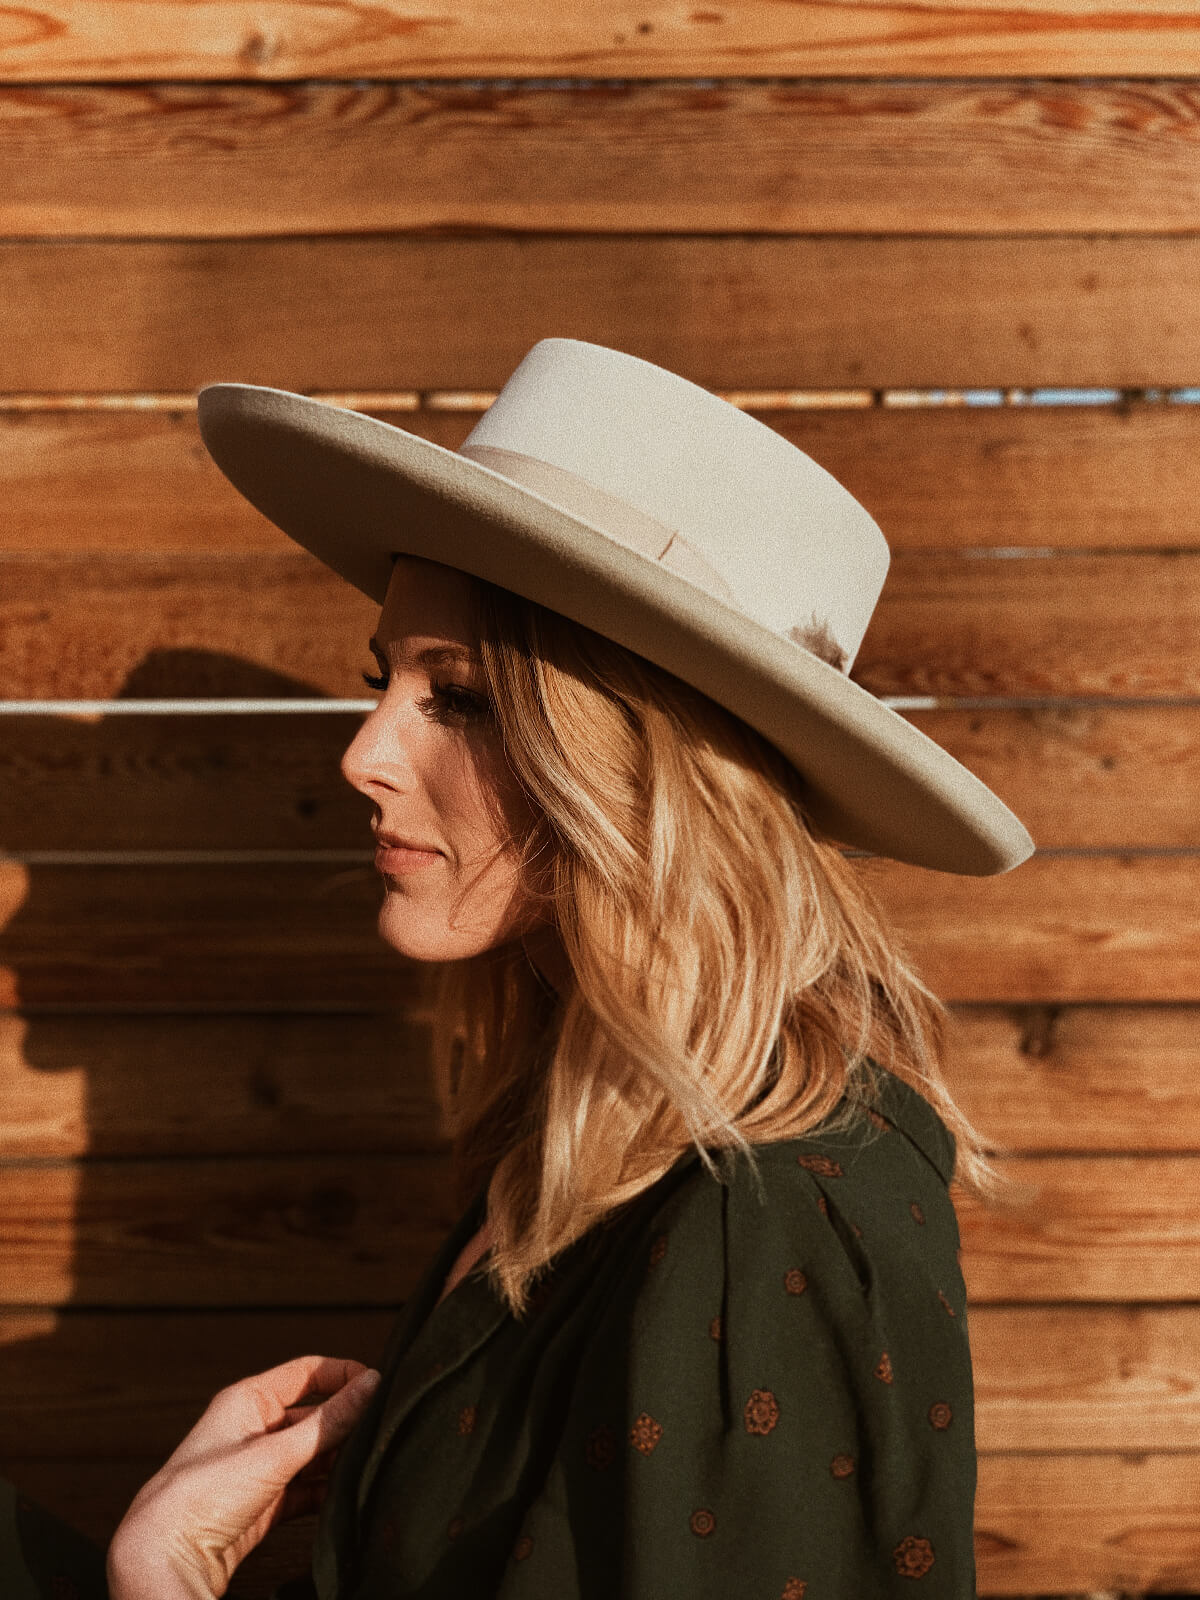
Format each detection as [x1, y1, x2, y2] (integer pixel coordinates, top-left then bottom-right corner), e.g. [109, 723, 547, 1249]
[1, 646, 435, 1574]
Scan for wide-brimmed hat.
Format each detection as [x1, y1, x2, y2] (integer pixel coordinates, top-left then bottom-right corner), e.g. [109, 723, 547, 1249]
[196, 337, 1034, 876]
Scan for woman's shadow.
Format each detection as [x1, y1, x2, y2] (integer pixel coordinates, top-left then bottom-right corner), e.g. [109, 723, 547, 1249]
[1, 648, 454, 1596]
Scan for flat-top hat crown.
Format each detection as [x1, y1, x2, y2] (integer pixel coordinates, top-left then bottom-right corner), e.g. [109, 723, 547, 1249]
[456, 339, 890, 677]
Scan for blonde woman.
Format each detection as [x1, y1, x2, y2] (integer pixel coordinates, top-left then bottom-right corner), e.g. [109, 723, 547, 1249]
[1, 340, 1033, 1600]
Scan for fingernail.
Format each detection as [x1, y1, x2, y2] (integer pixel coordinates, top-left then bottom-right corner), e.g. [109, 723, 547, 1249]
[358, 1369, 382, 1390]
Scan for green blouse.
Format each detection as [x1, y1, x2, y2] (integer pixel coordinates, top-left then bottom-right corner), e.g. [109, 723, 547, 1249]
[0, 1070, 975, 1599]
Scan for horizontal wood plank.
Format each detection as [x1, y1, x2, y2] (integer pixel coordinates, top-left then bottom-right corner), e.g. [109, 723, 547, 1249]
[3, 236, 1200, 391]
[974, 1452, 1200, 1594]
[2, 705, 1195, 853]
[2, 854, 1197, 1008]
[0, 1011, 445, 1159]
[1, 1304, 1196, 1458]
[0, 860, 435, 1010]
[0, 1154, 1198, 1305]
[5, 551, 1200, 701]
[8, 1451, 1198, 1597]
[8, 400, 1200, 556]
[942, 1003, 1200, 1154]
[3, 1, 1200, 80]
[4, 1006, 1200, 1160]
[0, 1155, 455, 1307]
[6, 81, 1200, 238]
[956, 1156, 1200, 1301]
[866, 851, 1200, 1005]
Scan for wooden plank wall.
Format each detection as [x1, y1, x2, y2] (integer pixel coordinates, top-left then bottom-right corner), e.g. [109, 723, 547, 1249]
[2, 5, 1200, 1595]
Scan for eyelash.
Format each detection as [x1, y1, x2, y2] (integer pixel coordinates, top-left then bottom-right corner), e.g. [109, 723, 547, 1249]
[360, 669, 492, 725]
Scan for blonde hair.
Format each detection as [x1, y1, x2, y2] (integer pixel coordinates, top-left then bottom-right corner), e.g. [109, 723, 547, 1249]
[430, 574, 998, 1320]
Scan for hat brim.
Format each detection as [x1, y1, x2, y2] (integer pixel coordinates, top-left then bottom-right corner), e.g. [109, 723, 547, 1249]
[196, 383, 1034, 877]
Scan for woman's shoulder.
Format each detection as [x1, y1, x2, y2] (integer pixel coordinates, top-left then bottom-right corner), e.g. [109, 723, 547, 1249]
[637, 1071, 959, 1248]
[604, 1070, 970, 1349]
[559, 1074, 977, 1593]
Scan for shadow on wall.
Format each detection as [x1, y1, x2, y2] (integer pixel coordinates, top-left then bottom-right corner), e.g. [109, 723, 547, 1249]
[0, 647, 450, 1566]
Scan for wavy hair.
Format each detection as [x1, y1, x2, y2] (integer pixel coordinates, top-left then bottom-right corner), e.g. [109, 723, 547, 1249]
[429, 572, 999, 1320]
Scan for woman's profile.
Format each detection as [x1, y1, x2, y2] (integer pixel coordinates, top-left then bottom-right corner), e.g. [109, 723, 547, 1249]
[3, 338, 1034, 1599]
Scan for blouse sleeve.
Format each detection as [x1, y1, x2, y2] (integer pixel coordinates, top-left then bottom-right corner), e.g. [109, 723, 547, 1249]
[499, 1114, 977, 1598]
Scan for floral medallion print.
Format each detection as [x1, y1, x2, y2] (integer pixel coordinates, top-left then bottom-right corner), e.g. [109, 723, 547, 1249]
[929, 1401, 953, 1430]
[690, 1508, 716, 1537]
[648, 1233, 668, 1267]
[830, 1453, 855, 1479]
[457, 1404, 477, 1436]
[744, 1388, 780, 1434]
[937, 1288, 957, 1318]
[874, 1350, 894, 1384]
[709, 1312, 723, 1340]
[909, 1201, 926, 1225]
[781, 1581, 808, 1599]
[797, 1153, 844, 1179]
[512, 1534, 534, 1561]
[816, 1195, 829, 1217]
[893, 1535, 935, 1577]
[866, 1107, 891, 1132]
[585, 1423, 617, 1470]
[784, 1267, 808, 1295]
[630, 1412, 664, 1454]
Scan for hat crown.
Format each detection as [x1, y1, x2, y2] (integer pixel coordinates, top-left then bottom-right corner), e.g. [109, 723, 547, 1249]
[460, 338, 890, 672]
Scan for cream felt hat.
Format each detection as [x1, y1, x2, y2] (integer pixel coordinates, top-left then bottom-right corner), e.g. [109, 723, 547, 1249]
[196, 337, 1034, 877]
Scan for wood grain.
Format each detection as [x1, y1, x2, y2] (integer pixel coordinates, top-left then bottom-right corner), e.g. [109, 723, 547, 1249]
[975, 1453, 1200, 1593]
[8, 400, 1200, 556]
[0, 1153, 1197, 1305]
[3, 1, 1200, 80]
[4, 1006, 1200, 1160]
[941, 1004, 1200, 1154]
[865, 852, 1200, 1005]
[2, 236, 1200, 391]
[0, 1154, 458, 1307]
[956, 1156, 1200, 1301]
[5, 81, 1200, 237]
[0, 1011, 445, 1159]
[5, 550, 1200, 701]
[2, 1304, 1194, 1456]
[2, 853, 1198, 1009]
[3, 705, 1196, 853]
[0, 859, 436, 1010]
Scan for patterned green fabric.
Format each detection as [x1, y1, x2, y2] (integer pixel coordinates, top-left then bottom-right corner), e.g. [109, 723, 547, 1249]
[313, 1069, 976, 1598]
[2, 1071, 975, 1600]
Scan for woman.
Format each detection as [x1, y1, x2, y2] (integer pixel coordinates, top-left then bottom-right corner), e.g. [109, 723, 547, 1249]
[5, 339, 1033, 1599]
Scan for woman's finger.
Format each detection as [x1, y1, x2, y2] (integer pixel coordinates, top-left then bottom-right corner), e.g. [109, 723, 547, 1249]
[243, 1367, 382, 1488]
[171, 1356, 377, 1460]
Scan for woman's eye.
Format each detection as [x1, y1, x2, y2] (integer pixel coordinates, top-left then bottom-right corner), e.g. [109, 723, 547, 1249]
[422, 684, 493, 724]
[360, 669, 491, 725]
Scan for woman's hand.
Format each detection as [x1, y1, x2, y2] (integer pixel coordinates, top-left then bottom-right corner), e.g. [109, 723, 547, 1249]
[106, 1354, 382, 1600]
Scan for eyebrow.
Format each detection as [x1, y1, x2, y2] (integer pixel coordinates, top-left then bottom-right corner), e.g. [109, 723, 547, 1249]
[368, 637, 480, 667]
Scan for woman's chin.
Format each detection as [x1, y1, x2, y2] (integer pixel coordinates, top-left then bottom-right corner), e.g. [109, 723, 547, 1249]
[376, 894, 508, 965]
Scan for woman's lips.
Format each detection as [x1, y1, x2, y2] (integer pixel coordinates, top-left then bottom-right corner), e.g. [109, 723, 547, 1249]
[375, 844, 443, 874]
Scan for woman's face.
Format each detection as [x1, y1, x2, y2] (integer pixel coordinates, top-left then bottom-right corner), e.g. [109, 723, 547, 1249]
[341, 555, 549, 965]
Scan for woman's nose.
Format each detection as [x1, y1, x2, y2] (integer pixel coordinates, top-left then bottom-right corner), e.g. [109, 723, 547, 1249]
[340, 704, 419, 799]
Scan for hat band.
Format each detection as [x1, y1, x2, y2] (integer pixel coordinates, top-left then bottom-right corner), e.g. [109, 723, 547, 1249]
[458, 442, 737, 603]
[457, 441, 850, 676]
